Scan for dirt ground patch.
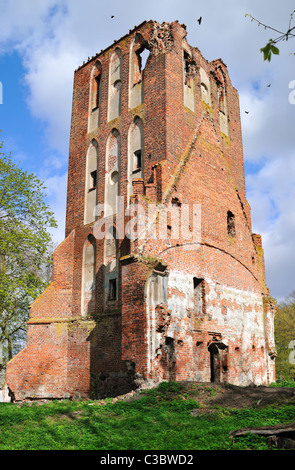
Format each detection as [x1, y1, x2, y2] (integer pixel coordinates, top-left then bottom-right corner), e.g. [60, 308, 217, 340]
[123, 382, 295, 411]
[192, 383, 295, 410]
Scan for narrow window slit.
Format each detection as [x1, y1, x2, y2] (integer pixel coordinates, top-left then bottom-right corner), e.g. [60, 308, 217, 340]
[227, 211, 236, 237]
[90, 170, 97, 190]
[109, 279, 117, 300]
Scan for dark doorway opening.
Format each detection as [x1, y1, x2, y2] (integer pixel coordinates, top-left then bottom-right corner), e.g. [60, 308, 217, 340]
[208, 342, 228, 383]
[209, 343, 220, 382]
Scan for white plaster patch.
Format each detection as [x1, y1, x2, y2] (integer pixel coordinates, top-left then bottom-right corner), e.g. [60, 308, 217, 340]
[146, 270, 273, 385]
[167, 270, 193, 314]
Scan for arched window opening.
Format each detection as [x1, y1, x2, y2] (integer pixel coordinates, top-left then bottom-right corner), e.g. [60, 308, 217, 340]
[199, 67, 211, 107]
[183, 49, 196, 112]
[104, 226, 119, 304]
[81, 235, 96, 317]
[92, 75, 100, 111]
[218, 87, 229, 135]
[129, 34, 149, 109]
[183, 51, 191, 86]
[108, 48, 122, 121]
[193, 277, 205, 316]
[85, 140, 98, 225]
[219, 88, 226, 114]
[201, 82, 209, 103]
[137, 47, 149, 77]
[128, 117, 144, 201]
[134, 46, 149, 84]
[88, 61, 102, 132]
[105, 129, 120, 216]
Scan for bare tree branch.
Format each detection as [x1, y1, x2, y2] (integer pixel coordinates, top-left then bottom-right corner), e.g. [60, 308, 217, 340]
[246, 11, 295, 60]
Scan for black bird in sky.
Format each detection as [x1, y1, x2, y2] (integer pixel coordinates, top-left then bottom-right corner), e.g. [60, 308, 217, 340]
[245, 111, 249, 114]
[197, 16, 202, 25]
[111, 15, 114, 18]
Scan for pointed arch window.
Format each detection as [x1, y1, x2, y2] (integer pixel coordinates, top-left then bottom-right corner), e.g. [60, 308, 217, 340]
[85, 140, 98, 225]
[183, 48, 196, 112]
[105, 129, 120, 217]
[129, 33, 149, 109]
[183, 51, 191, 86]
[81, 235, 96, 316]
[218, 86, 229, 136]
[104, 226, 119, 304]
[128, 117, 144, 201]
[108, 48, 122, 121]
[199, 67, 211, 106]
[88, 61, 102, 132]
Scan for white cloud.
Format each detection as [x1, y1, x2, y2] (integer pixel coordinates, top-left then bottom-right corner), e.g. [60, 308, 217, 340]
[240, 91, 267, 153]
[246, 155, 295, 300]
[0, 0, 59, 47]
[22, 46, 79, 154]
[42, 172, 67, 244]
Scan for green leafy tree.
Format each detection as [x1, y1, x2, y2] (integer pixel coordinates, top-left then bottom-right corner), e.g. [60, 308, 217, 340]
[274, 291, 295, 381]
[0, 140, 57, 364]
[246, 11, 295, 61]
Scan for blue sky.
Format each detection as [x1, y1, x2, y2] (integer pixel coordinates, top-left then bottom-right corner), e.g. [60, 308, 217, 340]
[0, 51, 46, 172]
[0, 0, 294, 301]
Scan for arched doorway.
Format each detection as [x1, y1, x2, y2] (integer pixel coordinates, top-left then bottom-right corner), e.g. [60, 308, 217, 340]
[208, 342, 228, 383]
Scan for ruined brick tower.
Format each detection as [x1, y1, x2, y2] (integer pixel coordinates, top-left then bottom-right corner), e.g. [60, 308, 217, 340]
[6, 21, 276, 400]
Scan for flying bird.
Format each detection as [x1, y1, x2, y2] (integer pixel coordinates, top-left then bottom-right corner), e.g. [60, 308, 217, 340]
[197, 17, 202, 25]
[267, 83, 271, 87]
[245, 111, 249, 114]
[111, 15, 114, 18]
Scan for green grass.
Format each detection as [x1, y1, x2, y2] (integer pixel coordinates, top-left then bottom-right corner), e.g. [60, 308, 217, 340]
[270, 380, 295, 388]
[0, 382, 294, 450]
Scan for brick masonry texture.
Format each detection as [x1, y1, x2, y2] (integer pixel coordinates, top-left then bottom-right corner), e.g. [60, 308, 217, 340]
[6, 20, 276, 401]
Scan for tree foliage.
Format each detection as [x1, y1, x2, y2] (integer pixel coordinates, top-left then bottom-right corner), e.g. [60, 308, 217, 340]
[0, 140, 57, 363]
[246, 11, 295, 61]
[274, 291, 295, 381]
